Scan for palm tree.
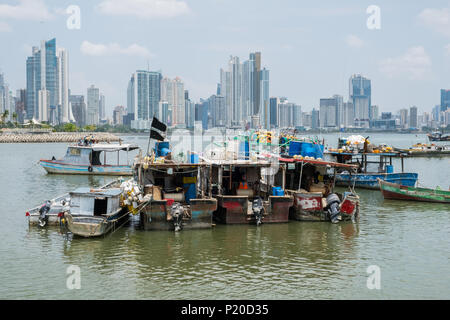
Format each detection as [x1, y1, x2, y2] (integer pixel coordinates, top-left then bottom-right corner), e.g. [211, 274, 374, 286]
[12, 112, 17, 127]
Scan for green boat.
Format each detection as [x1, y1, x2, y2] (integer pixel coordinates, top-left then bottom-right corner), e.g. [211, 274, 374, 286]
[378, 179, 450, 204]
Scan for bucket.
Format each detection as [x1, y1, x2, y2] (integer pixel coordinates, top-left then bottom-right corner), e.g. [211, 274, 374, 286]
[190, 154, 199, 164]
[386, 165, 394, 173]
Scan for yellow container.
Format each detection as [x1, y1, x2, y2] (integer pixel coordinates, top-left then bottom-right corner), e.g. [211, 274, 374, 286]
[183, 176, 197, 184]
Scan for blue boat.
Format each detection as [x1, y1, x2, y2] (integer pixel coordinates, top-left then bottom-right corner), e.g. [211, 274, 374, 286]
[335, 172, 418, 189]
[40, 142, 140, 176]
[326, 151, 418, 190]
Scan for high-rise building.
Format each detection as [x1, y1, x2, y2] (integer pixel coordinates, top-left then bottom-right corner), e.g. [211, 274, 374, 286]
[15, 89, 26, 123]
[277, 98, 301, 128]
[399, 108, 408, 128]
[0, 72, 12, 121]
[127, 70, 162, 124]
[69, 94, 86, 127]
[320, 96, 342, 128]
[409, 106, 418, 129]
[87, 85, 100, 125]
[260, 68, 270, 129]
[208, 94, 226, 128]
[269, 97, 278, 128]
[349, 74, 371, 125]
[25, 38, 69, 123]
[441, 89, 450, 111]
[161, 76, 185, 126]
[113, 105, 126, 125]
[370, 105, 379, 120]
[250, 52, 261, 116]
[99, 94, 106, 121]
[343, 101, 354, 128]
[311, 108, 320, 129]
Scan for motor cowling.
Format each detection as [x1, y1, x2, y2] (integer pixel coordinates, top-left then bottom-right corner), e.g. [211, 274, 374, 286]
[171, 202, 184, 232]
[252, 197, 264, 226]
[325, 193, 341, 224]
[38, 200, 52, 227]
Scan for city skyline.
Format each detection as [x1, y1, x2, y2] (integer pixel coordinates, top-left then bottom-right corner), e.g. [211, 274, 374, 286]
[0, 1, 450, 118]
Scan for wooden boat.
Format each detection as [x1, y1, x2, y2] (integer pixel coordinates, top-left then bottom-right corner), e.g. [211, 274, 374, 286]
[275, 156, 360, 223]
[134, 159, 217, 232]
[63, 187, 132, 237]
[378, 179, 450, 204]
[26, 179, 121, 226]
[427, 131, 450, 142]
[326, 151, 418, 189]
[206, 159, 294, 225]
[395, 144, 450, 157]
[39, 140, 140, 175]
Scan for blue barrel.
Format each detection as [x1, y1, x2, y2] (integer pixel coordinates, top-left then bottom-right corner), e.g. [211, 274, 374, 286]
[313, 144, 324, 158]
[190, 154, 199, 164]
[289, 141, 302, 156]
[386, 165, 394, 173]
[184, 183, 196, 204]
[155, 141, 170, 157]
[239, 140, 249, 159]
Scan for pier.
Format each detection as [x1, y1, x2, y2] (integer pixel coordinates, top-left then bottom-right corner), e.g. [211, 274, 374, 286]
[0, 129, 120, 143]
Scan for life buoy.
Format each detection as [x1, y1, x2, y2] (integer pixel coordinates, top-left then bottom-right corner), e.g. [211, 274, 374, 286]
[88, 166, 93, 172]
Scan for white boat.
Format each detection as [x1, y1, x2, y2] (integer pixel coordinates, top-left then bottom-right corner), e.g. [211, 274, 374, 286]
[39, 141, 140, 175]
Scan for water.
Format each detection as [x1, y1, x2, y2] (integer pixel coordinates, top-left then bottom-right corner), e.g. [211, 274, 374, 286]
[0, 133, 449, 299]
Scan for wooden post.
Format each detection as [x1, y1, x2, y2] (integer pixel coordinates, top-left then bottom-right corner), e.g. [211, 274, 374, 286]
[209, 165, 212, 197]
[218, 166, 223, 196]
[282, 164, 286, 191]
[297, 162, 304, 191]
[401, 156, 404, 173]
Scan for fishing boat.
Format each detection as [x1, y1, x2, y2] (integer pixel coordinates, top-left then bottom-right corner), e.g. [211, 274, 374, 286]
[274, 156, 360, 223]
[427, 131, 450, 142]
[134, 142, 217, 232]
[206, 159, 294, 225]
[26, 179, 120, 226]
[325, 136, 418, 189]
[394, 143, 450, 157]
[378, 179, 450, 204]
[39, 139, 140, 175]
[63, 187, 132, 237]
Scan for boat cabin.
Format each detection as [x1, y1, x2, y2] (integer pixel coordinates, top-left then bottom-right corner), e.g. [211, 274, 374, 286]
[63, 143, 140, 167]
[69, 188, 122, 217]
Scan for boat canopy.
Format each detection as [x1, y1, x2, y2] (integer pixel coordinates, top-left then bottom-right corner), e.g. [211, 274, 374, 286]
[278, 157, 358, 169]
[73, 143, 140, 152]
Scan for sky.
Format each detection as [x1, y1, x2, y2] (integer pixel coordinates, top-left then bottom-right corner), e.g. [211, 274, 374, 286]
[0, 0, 450, 118]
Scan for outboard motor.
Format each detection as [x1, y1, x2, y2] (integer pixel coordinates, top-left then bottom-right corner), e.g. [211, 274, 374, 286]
[325, 193, 341, 224]
[38, 200, 52, 227]
[252, 197, 264, 226]
[171, 202, 184, 232]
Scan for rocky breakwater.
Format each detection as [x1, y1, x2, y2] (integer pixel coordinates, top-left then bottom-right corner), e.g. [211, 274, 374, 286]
[0, 130, 120, 143]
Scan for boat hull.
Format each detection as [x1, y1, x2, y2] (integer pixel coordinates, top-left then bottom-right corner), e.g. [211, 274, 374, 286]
[336, 172, 418, 189]
[64, 209, 129, 237]
[40, 160, 132, 175]
[213, 195, 293, 225]
[287, 191, 360, 222]
[140, 198, 217, 231]
[379, 179, 450, 204]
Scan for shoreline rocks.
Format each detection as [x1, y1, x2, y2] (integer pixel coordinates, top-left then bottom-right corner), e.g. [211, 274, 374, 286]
[0, 131, 120, 143]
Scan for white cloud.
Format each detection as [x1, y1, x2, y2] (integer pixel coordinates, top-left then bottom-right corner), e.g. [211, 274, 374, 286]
[80, 41, 154, 58]
[0, 21, 12, 32]
[418, 7, 450, 37]
[379, 46, 432, 80]
[0, 0, 53, 21]
[345, 34, 364, 48]
[97, 0, 190, 19]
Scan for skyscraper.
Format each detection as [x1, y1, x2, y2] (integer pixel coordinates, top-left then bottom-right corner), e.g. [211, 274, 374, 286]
[99, 94, 106, 121]
[409, 106, 418, 129]
[87, 85, 100, 125]
[250, 52, 261, 116]
[69, 94, 86, 127]
[161, 77, 185, 126]
[127, 70, 162, 124]
[260, 68, 270, 129]
[349, 74, 371, 126]
[26, 38, 69, 123]
[320, 96, 342, 128]
[441, 89, 450, 111]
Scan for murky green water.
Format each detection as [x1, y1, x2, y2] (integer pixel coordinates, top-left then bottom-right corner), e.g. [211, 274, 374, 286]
[0, 133, 449, 299]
